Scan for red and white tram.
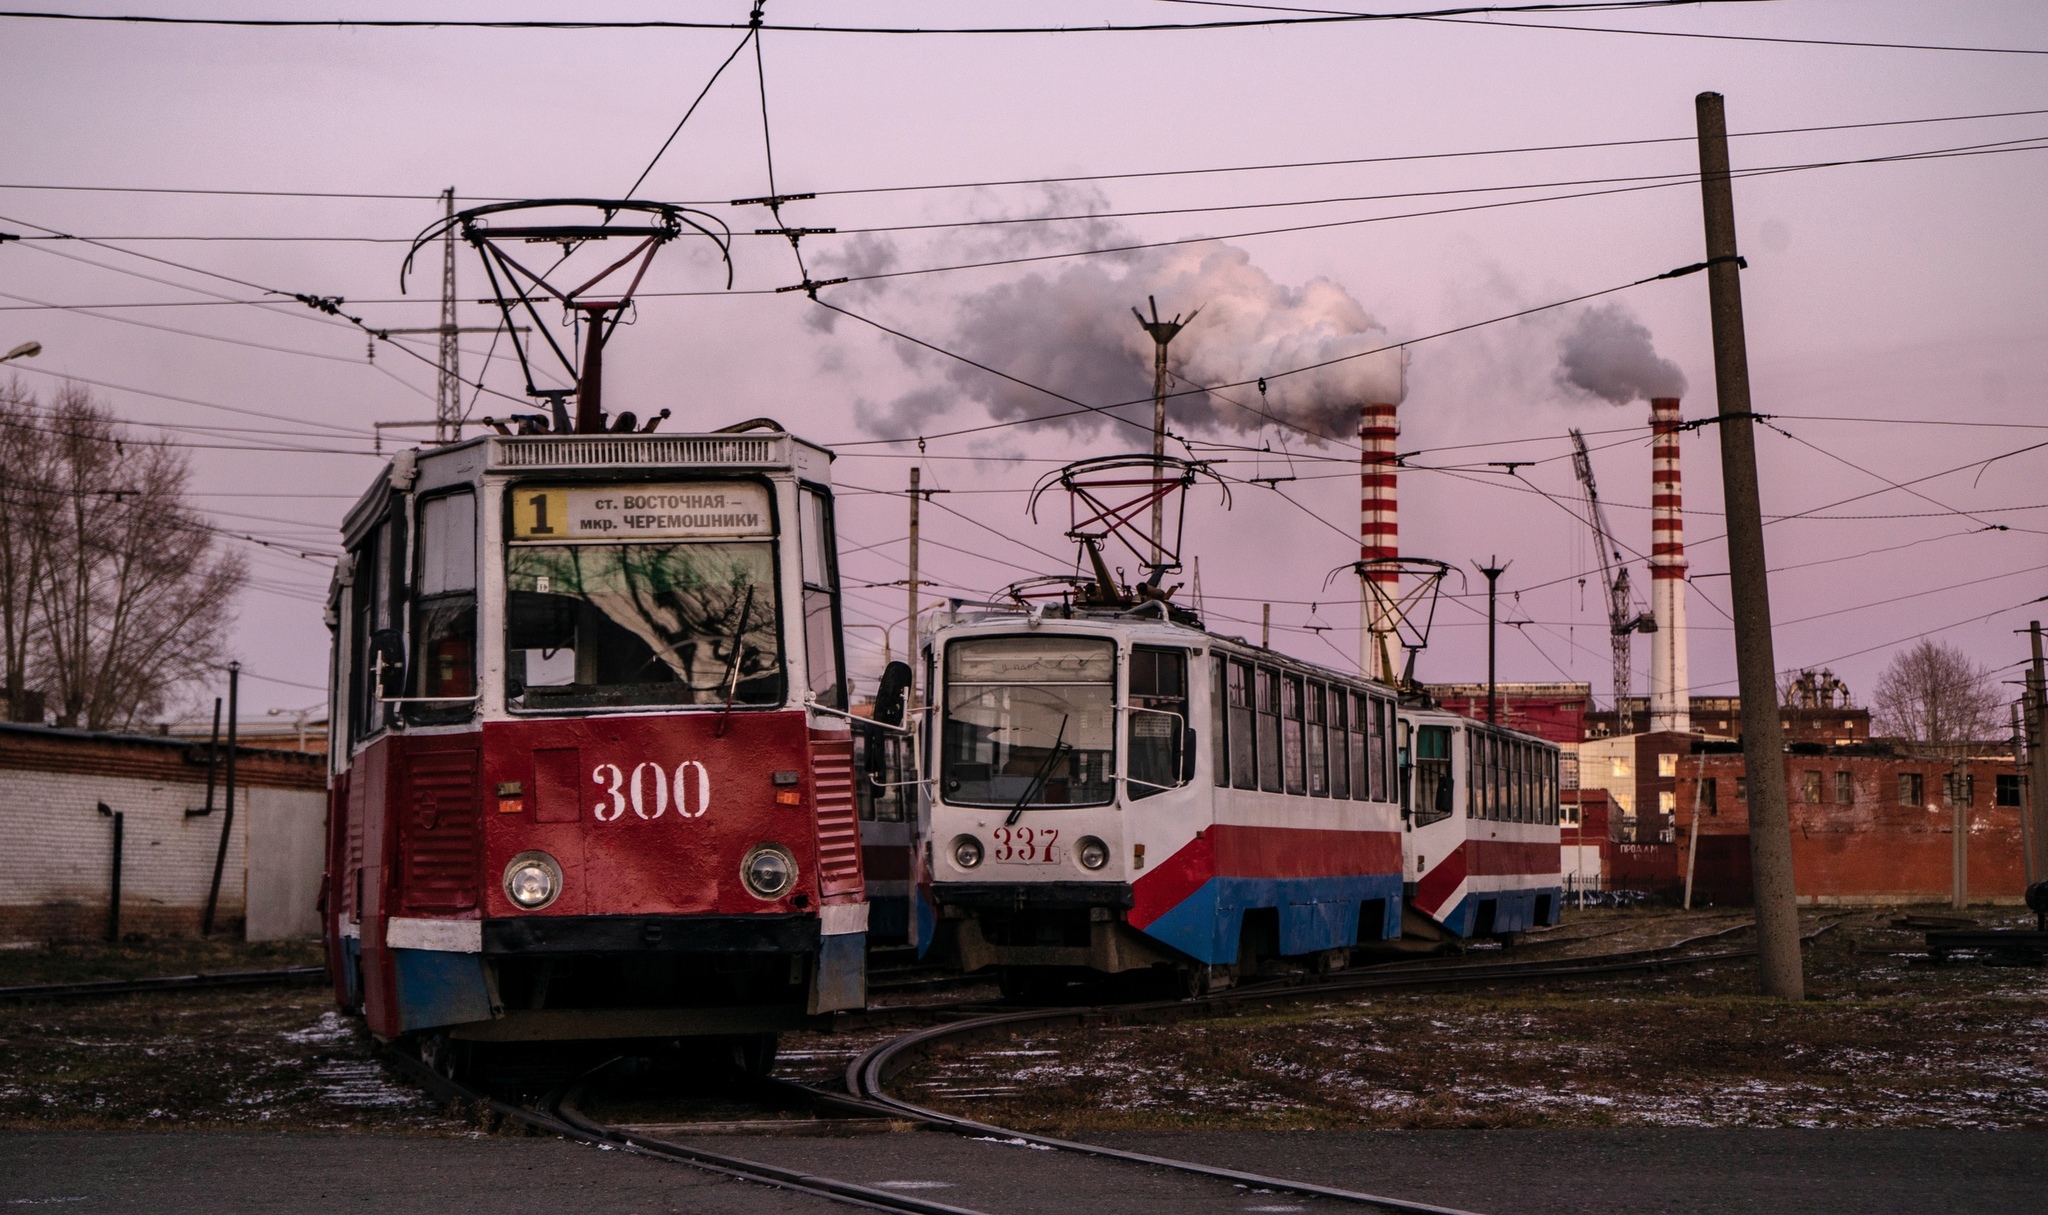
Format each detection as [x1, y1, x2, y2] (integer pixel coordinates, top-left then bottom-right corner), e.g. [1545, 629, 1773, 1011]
[1398, 706, 1564, 938]
[322, 425, 868, 1057]
[918, 606, 1408, 992]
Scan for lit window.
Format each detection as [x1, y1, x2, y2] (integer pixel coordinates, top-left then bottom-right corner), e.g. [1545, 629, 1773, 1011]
[1658, 753, 1678, 778]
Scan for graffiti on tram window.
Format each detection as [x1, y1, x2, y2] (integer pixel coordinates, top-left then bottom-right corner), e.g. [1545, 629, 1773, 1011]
[504, 541, 786, 710]
[990, 825, 1061, 864]
[590, 760, 713, 821]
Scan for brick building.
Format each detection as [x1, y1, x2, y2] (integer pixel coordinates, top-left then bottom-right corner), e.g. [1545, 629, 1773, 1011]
[1675, 740, 2027, 906]
[1587, 695, 1871, 745]
[0, 724, 327, 942]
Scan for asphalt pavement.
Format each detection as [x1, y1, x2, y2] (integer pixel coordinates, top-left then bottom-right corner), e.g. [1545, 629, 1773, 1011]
[4, 1127, 2044, 1214]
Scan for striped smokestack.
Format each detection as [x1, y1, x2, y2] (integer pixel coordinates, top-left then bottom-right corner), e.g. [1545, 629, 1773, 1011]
[1648, 396, 1690, 733]
[1360, 401, 1399, 681]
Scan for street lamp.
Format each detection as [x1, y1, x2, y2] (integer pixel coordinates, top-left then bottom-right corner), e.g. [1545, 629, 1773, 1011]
[1, 341, 40, 365]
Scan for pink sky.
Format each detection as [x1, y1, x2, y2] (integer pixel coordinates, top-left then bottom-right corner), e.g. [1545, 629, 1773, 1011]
[1, 1, 2043, 721]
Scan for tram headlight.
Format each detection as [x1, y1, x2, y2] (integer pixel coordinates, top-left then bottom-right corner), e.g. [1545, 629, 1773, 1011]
[502, 851, 562, 910]
[741, 844, 798, 900]
[1076, 836, 1110, 871]
[951, 835, 984, 869]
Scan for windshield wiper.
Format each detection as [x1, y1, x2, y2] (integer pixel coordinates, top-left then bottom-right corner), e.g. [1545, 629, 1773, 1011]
[1006, 714, 1070, 826]
[714, 584, 757, 739]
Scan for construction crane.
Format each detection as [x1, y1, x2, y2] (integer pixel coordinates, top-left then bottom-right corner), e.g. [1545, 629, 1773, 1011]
[1569, 429, 1656, 734]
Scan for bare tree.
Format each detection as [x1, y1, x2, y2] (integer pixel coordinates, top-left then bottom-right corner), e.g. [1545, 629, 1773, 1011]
[0, 381, 63, 721]
[1, 382, 246, 730]
[1871, 639, 2001, 751]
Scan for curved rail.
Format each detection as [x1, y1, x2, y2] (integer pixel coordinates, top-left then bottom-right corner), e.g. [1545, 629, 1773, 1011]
[844, 922, 1800, 1214]
[378, 1045, 1005, 1215]
[0, 965, 327, 1002]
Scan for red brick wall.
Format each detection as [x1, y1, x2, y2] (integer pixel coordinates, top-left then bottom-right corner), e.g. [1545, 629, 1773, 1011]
[1677, 750, 2024, 904]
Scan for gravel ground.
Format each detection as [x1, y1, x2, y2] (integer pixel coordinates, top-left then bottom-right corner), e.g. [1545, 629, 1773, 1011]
[889, 907, 2048, 1132]
[3, 907, 2038, 1135]
[0, 980, 462, 1132]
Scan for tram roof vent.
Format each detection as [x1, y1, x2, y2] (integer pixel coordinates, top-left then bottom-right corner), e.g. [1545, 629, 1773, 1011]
[490, 434, 788, 471]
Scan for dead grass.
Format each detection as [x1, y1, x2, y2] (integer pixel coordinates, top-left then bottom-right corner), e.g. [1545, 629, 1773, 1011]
[0, 986, 461, 1132]
[0, 937, 324, 988]
[892, 907, 2048, 1132]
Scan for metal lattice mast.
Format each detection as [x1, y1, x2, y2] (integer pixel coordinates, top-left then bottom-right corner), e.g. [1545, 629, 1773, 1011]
[435, 187, 461, 443]
[1570, 428, 1649, 732]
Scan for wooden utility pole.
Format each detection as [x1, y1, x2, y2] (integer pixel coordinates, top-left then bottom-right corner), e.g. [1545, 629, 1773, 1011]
[1696, 91, 1803, 999]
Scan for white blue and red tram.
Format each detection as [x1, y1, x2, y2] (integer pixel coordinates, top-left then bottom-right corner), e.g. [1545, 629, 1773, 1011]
[1397, 706, 1564, 939]
[918, 606, 1408, 991]
[322, 425, 869, 1057]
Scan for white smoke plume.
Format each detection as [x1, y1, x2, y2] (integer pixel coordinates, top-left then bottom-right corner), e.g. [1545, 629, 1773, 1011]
[1555, 302, 1687, 404]
[851, 241, 1402, 442]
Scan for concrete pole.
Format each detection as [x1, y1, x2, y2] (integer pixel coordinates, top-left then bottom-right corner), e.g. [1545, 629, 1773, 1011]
[1953, 798, 1968, 911]
[1150, 339, 1168, 566]
[1684, 752, 1707, 910]
[2029, 621, 2048, 886]
[907, 468, 921, 688]
[1696, 92, 1803, 999]
[2014, 701, 2033, 888]
[1475, 558, 1507, 724]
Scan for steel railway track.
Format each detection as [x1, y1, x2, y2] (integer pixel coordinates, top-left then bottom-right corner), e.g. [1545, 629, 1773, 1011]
[370, 921, 1808, 1215]
[836, 921, 1794, 1215]
[0, 965, 327, 1002]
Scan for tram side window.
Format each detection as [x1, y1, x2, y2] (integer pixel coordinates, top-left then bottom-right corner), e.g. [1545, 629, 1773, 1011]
[1281, 675, 1306, 796]
[1256, 667, 1282, 793]
[1305, 682, 1328, 797]
[1491, 737, 1505, 820]
[408, 491, 477, 722]
[800, 487, 847, 710]
[1412, 725, 1453, 826]
[1329, 688, 1350, 799]
[1359, 696, 1376, 799]
[1348, 692, 1369, 802]
[1229, 660, 1257, 791]
[1212, 658, 1229, 788]
[347, 527, 382, 745]
[1128, 646, 1189, 800]
[1511, 742, 1526, 822]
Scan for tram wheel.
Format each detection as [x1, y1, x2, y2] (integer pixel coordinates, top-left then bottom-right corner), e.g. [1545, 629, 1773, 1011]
[417, 1031, 474, 1084]
[730, 1033, 779, 1079]
[997, 967, 1068, 1003]
[1182, 964, 1235, 998]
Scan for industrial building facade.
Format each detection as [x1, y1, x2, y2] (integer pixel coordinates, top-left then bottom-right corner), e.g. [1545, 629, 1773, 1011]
[0, 724, 327, 942]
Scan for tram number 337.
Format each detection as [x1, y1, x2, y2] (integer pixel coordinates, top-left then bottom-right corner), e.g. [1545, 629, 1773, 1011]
[592, 761, 712, 822]
[991, 825, 1060, 864]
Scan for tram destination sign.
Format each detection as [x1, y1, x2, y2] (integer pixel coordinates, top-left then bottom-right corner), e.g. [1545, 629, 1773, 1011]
[511, 481, 772, 541]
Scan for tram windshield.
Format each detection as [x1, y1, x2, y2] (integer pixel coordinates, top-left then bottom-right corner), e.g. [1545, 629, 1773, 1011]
[504, 542, 784, 710]
[942, 635, 1116, 808]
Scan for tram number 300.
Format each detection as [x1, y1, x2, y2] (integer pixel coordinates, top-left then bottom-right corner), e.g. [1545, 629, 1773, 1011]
[991, 825, 1060, 864]
[592, 761, 712, 822]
